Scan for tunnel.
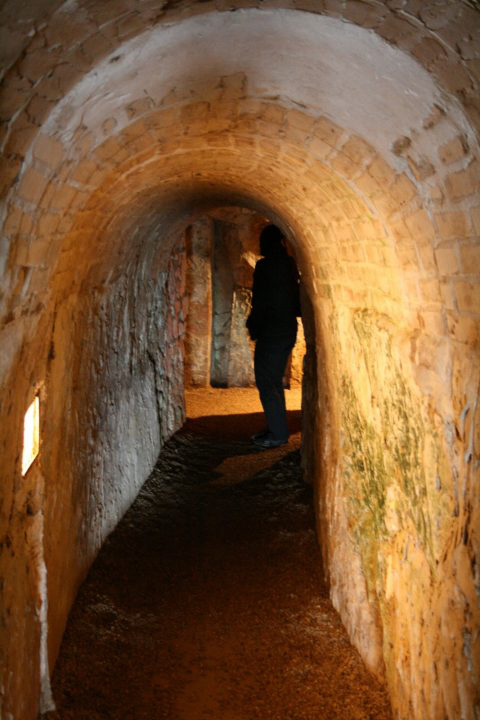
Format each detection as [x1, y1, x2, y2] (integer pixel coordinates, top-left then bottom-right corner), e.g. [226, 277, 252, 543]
[0, 1, 479, 718]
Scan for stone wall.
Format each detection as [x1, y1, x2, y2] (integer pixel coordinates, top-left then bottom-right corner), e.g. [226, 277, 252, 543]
[0, 233, 187, 718]
[321, 304, 479, 719]
[184, 218, 213, 387]
[0, 3, 479, 718]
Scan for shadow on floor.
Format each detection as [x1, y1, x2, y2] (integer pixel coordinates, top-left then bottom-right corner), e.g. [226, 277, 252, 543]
[184, 409, 302, 440]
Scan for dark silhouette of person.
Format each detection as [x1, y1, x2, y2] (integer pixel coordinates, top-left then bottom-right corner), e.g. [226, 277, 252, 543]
[246, 224, 300, 448]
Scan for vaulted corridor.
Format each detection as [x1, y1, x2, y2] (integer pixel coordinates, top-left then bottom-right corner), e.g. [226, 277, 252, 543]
[1, 2, 479, 719]
[47, 389, 392, 720]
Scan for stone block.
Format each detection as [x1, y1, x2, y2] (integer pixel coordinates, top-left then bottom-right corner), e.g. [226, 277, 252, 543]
[18, 48, 55, 84]
[49, 61, 80, 96]
[417, 243, 437, 273]
[392, 135, 412, 157]
[313, 117, 344, 147]
[26, 93, 56, 126]
[435, 247, 459, 276]
[435, 58, 474, 94]
[49, 184, 77, 211]
[34, 75, 63, 104]
[324, 0, 350, 17]
[420, 278, 441, 304]
[121, 119, 149, 144]
[125, 96, 155, 120]
[373, 192, 399, 218]
[117, 12, 147, 39]
[147, 107, 181, 131]
[368, 156, 395, 186]
[377, 14, 418, 45]
[70, 160, 99, 185]
[102, 117, 118, 135]
[25, 236, 57, 266]
[459, 243, 480, 274]
[5, 122, 38, 157]
[407, 155, 435, 181]
[38, 180, 58, 210]
[20, 211, 34, 235]
[447, 312, 479, 345]
[390, 174, 417, 205]
[27, 267, 51, 295]
[446, 160, 480, 200]
[33, 134, 65, 169]
[18, 168, 49, 204]
[340, 136, 375, 165]
[329, 151, 358, 180]
[427, 183, 445, 206]
[37, 213, 60, 237]
[237, 98, 263, 117]
[286, 109, 316, 134]
[454, 280, 480, 312]
[423, 104, 445, 130]
[127, 134, 155, 155]
[261, 103, 285, 125]
[405, 209, 436, 242]
[472, 207, 480, 236]
[218, 100, 243, 123]
[180, 102, 210, 124]
[0, 77, 35, 124]
[93, 137, 124, 162]
[355, 171, 380, 196]
[466, 58, 480, 83]
[438, 135, 468, 165]
[435, 212, 467, 240]
[440, 279, 456, 310]
[419, 310, 447, 336]
[308, 137, 332, 160]
[364, 244, 383, 265]
[3, 205, 25, 236]
[81, 32, 115, 61]
[218, 72, 247, 100]
[411, 37, 448, 68]
[72, 128, 95, 158]
[342, 0, 388, 28]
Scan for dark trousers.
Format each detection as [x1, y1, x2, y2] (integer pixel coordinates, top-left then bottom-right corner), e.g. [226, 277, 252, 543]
[254, 337, 295, 441]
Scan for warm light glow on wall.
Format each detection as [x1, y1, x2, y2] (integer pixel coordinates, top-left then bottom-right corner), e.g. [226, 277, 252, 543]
[22, 397, 40, 476]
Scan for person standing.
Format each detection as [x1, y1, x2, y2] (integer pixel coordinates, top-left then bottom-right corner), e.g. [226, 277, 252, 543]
[246, 224, 300, 449]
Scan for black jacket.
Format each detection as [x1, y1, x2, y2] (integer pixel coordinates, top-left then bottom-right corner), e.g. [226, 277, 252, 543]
[246, 250, 300, 342]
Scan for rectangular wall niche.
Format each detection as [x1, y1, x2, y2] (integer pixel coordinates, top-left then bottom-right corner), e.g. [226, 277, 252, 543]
[22, 396, 40, 475]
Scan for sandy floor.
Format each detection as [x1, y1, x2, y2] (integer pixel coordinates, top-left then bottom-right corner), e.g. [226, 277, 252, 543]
[45, 388, 392, 720]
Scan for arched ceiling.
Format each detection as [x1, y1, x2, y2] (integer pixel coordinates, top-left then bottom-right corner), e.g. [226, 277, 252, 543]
[0, 0, 478, 345]
[43, 9, 458, 161]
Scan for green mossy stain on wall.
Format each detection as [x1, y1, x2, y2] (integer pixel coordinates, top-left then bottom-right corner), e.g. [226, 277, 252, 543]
[340, 309, 435, 593]
[342, 373, 388, 592]
[342, 375, 387, 537]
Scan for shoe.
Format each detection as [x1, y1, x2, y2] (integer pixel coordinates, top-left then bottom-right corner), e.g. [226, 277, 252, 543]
[251, 430, 269, 441]
[252, 434, 288, 449]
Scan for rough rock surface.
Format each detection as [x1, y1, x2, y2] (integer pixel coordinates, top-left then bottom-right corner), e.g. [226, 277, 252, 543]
[45, 389, 392, 720]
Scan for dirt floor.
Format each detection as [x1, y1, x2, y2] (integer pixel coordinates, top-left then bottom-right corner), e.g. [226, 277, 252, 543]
[45, 388, 392, 720]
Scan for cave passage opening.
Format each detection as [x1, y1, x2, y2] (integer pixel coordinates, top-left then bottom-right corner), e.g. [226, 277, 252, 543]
[183, 206, 306, 397]
[42, 194, 351, 720]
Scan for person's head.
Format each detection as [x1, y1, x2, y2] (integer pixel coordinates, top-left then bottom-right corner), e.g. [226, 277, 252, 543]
[259, 224, 287, 257]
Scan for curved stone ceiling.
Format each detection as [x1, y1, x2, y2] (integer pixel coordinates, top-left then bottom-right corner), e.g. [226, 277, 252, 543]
[43, 9, 471, 161]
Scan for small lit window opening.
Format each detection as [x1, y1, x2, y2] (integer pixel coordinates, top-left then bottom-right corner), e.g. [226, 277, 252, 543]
[22, 396, 40, 476]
